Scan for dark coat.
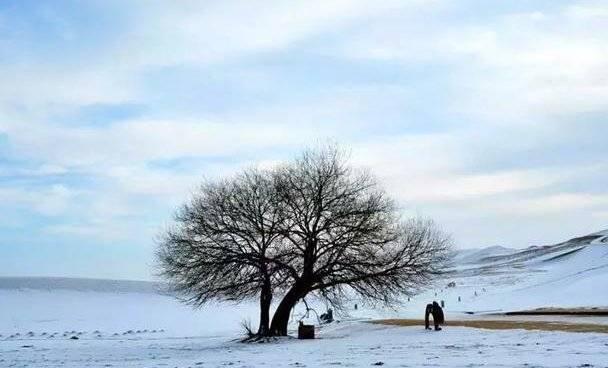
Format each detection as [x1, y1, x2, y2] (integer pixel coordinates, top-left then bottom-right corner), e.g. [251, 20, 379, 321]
[432, 301, 445, 324]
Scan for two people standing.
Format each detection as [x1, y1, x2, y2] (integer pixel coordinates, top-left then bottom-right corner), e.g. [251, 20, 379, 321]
[424, 301, 444, 331]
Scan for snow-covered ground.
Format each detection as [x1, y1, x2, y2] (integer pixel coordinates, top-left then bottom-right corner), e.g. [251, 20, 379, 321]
[2, 321, 607, 368]
[2, 229, 607, 367]
[0, 288, 258, 338]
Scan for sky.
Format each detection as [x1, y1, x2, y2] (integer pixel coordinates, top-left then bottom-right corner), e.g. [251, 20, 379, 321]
[1, 0, 607, 280]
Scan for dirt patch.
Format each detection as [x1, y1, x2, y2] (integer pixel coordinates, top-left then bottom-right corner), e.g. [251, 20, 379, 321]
[372, 319, 608, 334]
[504, 307, 608, 316]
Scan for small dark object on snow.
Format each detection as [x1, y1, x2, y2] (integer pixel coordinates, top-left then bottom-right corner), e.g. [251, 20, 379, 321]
[458, 296, 461, 302]
[441, 300, 445, 308]
[69, 336, 79, 340]
[372, 362, 384, 366]
[354, 304, 358, 310]
[447, 281, 456, 288]
[320, 308, 334, 323]
[298, 322, 315, 339]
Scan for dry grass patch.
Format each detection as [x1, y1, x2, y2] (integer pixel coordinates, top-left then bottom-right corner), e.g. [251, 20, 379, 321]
[372, 319, 608, 334]
[506, 307, 608, 316]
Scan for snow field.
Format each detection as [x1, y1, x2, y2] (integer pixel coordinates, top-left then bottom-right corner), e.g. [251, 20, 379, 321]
[2, 322, 607, 368]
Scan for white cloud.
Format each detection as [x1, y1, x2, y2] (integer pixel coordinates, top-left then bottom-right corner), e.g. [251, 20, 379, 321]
[1, 0, 607, 269]
[114, 0, 434, 68]
[494, 193, 608, 216]
[0, 65, 138, 115]
[565, 2, 608, 19]
[0, 164, 68, 178]
[5, 118, 319, 167]
[0, 0, 432, 113]
[591, 210, 608, 220]
[42, 221, 141, 242]
[0, 184, 73, 216]
[350, 135, 575, 203]
[334, 1, 608, 121]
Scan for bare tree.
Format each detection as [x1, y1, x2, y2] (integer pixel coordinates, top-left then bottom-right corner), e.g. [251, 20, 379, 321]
[157, 146, 452, 338]
[156, 168, 286, 337]
[268, 147, 451, 335]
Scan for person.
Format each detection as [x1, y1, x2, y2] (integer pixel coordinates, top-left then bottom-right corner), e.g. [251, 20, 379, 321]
[432, 301, 445, 331]
[424, 303, 434, 330]
[424, 301, 445, 331]
[320, 308, 334, 323]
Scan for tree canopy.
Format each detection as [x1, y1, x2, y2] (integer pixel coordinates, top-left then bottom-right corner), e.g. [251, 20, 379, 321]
[157, 146, 452, 337]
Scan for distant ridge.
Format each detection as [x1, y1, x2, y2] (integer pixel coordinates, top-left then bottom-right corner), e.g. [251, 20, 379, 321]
[454, 228, 608, 267]
[0, 276, 165, 294]
[452, 228, 608, 276]
[454, 245, 516, 265]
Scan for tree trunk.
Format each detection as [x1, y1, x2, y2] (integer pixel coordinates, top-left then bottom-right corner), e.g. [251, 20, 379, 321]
[257, 280, 272, 336]
[269, 289, 299, 336]
[270, 254, 316, 336]
[269, 282, 310, 336]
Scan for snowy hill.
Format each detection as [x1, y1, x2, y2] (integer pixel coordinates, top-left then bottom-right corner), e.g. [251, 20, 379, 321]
[430, 229, 608, 314]
[453, 228, 608, 273]
[0, 277, 162, 294]
[0, 279, 259, 338]
[453, 245, 516, 265]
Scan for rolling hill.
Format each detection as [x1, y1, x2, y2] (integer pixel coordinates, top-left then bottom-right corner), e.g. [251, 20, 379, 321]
[439, 229, 608, 313]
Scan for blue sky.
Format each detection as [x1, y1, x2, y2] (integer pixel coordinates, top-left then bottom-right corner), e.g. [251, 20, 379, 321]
[1, 0, 607, 280]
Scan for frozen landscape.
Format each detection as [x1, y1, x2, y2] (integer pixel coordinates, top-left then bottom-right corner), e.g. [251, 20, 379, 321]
[1, 321, 607, 368]
[3, 1, 608, 367]
[2, 230, 607, 368]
